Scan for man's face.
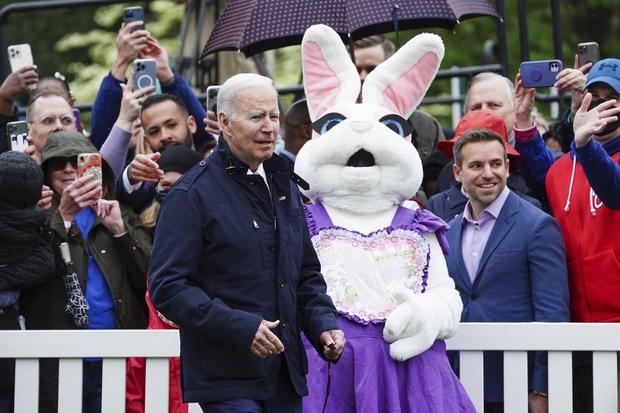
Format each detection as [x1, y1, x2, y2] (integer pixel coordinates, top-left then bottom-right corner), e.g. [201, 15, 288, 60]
[466, 78, 515, 135]
[588, 83, 620, 144]
[220, 85, 279, 170]
[28, 96, 76, 156]
[142, 100, 196, 152]
[453, 140, 509, 215]
[284, 118, 311, 155]
[48, 157, 78, 195]
[355, 44, 386, 83]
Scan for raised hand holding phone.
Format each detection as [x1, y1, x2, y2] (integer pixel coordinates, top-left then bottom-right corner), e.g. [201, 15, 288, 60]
[7, 44, 37, 90]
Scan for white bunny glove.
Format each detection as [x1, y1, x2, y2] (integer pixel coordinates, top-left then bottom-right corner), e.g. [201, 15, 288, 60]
[383, 233, 463, 361]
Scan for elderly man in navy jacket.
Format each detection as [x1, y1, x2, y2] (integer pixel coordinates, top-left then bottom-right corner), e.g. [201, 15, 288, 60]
[149, 73, 345, 413]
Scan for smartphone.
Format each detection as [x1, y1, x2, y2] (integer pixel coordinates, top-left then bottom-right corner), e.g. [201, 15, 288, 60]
[8, 44, 33, 72]
[520, 59, 564, 88]
[77, 153, 103, 185]
[6, 121, 28, 152]
[7, 44, 36, 90]
[123, 6, 145, 31]
[133, 58, 157, 92]
[578, 42, 600, 67]
[206, 85, 220, 113]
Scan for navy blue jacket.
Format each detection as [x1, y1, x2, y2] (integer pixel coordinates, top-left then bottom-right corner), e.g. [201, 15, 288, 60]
[445, 191, 569, 402]
[148, 138, 338, 403]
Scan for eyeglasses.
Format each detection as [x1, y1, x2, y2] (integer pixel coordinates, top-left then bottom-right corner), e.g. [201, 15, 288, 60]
[48, 157, 78, 171]
[32, 115, 75, 127]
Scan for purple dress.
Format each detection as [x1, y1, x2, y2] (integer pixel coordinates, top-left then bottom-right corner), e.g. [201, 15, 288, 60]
[302, 204, 475, 413]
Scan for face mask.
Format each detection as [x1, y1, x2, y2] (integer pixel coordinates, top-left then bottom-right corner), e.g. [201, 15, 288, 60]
[588, 99, 620, 136]
[155, 189, 169, 204]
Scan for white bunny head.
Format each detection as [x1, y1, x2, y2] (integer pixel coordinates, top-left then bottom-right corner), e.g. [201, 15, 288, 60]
[294, 24, 444, 213]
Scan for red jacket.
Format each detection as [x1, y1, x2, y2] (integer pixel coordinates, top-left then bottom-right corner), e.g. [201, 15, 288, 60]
[125, 290, 187, 413]
[546, 151, 620, 322]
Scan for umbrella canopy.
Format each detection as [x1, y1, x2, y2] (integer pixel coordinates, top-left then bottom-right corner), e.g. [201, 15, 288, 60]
[202, 0, 499, 58]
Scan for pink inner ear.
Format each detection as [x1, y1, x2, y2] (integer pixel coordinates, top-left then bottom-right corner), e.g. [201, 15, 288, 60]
[302, 42, 341, 120]
[382, 52, 439, 116]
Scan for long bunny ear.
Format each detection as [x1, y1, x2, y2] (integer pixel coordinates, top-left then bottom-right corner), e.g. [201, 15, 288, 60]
[362, 33, 444, 118]
[301, 24, 361, 121]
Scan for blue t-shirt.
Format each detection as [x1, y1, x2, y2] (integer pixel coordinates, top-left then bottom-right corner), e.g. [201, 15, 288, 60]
[74, 208, 116, 330]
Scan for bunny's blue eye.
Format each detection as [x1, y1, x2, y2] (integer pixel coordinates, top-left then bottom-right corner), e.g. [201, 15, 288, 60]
[312, 112, 347, 135]
[379, 114, 414, 137]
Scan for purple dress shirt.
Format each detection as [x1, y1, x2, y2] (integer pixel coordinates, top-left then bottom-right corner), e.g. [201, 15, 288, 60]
[461, 186, 511, 283]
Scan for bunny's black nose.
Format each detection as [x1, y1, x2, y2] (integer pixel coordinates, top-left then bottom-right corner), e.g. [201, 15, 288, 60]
[346, 149, 375, 167]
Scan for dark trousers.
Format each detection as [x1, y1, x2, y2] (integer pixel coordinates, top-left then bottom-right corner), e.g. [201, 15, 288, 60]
[573, 351, 593, 413]
[199, 360, 301, 413]
[82, 360, 102, 413]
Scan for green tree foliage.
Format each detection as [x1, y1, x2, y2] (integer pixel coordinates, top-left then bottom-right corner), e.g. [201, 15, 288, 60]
[1, 0, 183, 104]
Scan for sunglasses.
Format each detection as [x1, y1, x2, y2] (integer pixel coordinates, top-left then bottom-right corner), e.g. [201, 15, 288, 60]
[48, 157, 78, 171]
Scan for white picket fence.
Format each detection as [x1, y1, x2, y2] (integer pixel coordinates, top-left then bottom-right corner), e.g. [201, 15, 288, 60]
[1, 323, 619, 412]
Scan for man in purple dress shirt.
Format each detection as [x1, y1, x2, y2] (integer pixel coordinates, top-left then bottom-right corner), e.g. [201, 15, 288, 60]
[444, 128, 570, 413]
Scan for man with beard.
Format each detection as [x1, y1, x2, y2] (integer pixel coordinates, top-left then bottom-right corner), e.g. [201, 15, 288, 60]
[118, 93, 198, 211]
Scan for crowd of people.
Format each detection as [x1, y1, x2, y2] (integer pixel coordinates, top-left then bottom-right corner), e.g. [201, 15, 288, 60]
[0, 16, 619, 413]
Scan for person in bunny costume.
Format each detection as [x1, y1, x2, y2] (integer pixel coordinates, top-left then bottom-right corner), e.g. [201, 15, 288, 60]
[296, 25, 475, 412]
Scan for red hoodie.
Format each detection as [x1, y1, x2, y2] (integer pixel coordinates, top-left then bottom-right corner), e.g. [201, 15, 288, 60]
[546, 151, 620, 322]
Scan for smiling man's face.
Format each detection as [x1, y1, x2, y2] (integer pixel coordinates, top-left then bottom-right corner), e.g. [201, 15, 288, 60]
[453, 139, 509, 218]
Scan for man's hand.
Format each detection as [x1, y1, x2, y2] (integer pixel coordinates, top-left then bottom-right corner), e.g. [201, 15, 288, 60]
[37, 185, 53, 210]
[0, 66, 38, 114]
[251, 320, 285, 358]
[94, 199, 126, 235]
[573, 92, 620, 147]
[528, 392, 548, 413]
[514, 72, 536, 129]
[112, 22, 149, 81]
[320, 329, 345, 360]
[204, 110, 221, 137]
[128, 152, 163, 184]
[58, 176, 102, 223]
[116, 72, 153, 130]
[139, 35, 174, 83]
[557, 55, 593, 113]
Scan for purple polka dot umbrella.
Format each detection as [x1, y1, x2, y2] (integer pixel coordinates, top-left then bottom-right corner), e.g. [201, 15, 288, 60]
[202, 0, 498, 58]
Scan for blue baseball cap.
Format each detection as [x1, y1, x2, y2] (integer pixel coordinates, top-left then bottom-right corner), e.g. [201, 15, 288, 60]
[584, 58, 620, 93]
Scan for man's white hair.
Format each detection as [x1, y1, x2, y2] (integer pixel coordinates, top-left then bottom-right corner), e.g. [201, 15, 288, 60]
[217, 73, 275, 118]
[464, 72, 514, 111]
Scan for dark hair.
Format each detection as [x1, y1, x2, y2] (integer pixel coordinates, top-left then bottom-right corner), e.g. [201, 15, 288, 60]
[140, 93, 189, 121]
[352, 35, 395, 58]
[453, 129, 507, 167]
